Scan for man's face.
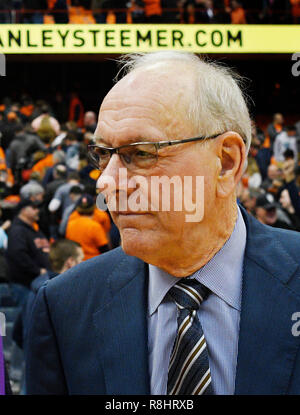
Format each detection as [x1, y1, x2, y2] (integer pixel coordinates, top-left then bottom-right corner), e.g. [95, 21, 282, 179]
[256, 206, 277, 225]
[274, 114, 284, 125]
[22, 206, 40, 222]
[95, 69, 219, 264]
[31, 192, 44, 204]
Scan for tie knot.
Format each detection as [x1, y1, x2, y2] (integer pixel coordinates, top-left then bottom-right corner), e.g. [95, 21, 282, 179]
[168, 279, 210, 311]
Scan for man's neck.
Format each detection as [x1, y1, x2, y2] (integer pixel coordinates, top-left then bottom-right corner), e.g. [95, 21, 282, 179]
[147, 200, 238, 278]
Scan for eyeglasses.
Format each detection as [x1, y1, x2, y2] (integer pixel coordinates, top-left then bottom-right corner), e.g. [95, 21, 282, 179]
[87, 133, 222, 173]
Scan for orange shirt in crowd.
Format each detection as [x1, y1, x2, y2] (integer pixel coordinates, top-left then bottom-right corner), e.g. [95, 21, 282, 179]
[144, 0, 162, 16]
[291, 0, 300, 17]
[32, 153, 54, 178]
[68, 208, 111, 234]
[69, 95, 84, 128]
[0, 146, 14, 186]
[66, 215, 108, 261]
[231, 7, 246, 23]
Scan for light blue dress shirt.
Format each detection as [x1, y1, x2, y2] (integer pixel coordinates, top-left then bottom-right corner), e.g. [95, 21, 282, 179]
[147, 207, 247, 395]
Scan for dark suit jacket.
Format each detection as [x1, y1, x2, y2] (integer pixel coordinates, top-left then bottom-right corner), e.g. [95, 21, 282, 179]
[25, 208, 300, 394]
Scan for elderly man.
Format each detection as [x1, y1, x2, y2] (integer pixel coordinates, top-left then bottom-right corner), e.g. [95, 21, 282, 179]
[26, 52, 300, 395]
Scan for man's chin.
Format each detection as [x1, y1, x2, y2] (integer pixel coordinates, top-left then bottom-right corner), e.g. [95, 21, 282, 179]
[120, 228, 156, 260]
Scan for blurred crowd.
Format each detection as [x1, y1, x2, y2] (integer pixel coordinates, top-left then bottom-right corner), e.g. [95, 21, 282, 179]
[0, 93, 121, 305]
[0, 0, 299, 24]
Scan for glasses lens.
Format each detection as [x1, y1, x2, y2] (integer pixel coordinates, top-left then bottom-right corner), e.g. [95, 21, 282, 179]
[119, 144, 158, 170]
[88, 146, 111, 170]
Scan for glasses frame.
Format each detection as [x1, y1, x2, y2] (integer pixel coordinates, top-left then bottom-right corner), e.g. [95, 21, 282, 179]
[87, 133, 222, 171]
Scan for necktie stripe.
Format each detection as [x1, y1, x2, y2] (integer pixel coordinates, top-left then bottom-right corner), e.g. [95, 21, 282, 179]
[169, 314, 193, 367]
[167, 279, 213, 395]
[192, 369, 212, 395]
[170, 337, 206, 395]
[174, 284, 201, 307]
[178, 283, 203, 304]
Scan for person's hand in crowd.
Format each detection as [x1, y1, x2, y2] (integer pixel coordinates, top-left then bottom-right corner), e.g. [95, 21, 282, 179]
[282, 159, 296, 183]
[40, 268, 47, 275]
[1, 220, 11, 231]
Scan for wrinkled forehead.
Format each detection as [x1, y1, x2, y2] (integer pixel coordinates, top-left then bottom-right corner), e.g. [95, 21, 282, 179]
[95, 68, 196, 146]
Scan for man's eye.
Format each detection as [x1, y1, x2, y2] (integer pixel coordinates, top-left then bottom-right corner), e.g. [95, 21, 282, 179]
[135, 150, 153, 158]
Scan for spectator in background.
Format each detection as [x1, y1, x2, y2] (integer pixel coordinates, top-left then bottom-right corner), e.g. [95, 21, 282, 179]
[0, 0, 12, 23]
[69, 92, 84, 128]
[254, 193, 295, 230]
[291, 0, 300, 23]
[267, 112, 284, 148]
[21, 239, 83, 350]
[48, 171, 83, 216]
[8, 123, 46, 178]
[50, 0, 69, 23]
[144, 0, 162, 22]
[66, 194, 109, 260]
[58, 185, 84, 236]
[243, 0, 264, 23]
[273, 125, 298, 164]
[6, 199, 50, 304]
[43, 163, 68, 206]
[226, 0, 247, 23]
[31, 105, 60, 137]
[22, 0, 48, 23]
[19, 172, 45, 204]
[13, 239, 84, 351]
[83, 111, 97, 133]
[161, 0, 179, 22]
[0, 111, 20, 151]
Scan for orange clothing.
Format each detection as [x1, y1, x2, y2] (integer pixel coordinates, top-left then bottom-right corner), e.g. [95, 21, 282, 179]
[69, 95, 84, 128]
[0, 147, 6, 170]
[0, 147, 14, 186]
[68, 208, 111, 234]
[291, 0, 300, 17]
[231, 7, 246, 24]
[66, 216, 108, 261]
[32, 153, 54, 177]
[144, 0, 162, 16]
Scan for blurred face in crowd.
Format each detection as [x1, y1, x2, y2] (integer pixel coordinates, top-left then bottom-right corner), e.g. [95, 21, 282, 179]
[256, 206, 277, 225]
[268, 165, 281, 180]
[95, 64, 246, 276]
[287, 129, 296, 137]
[274, 113, 284, 125]
[30, 192, 44, 204]
[84, 111, 96, 127]
[20, 205, 40, 224]
[63, 247, 84, 272]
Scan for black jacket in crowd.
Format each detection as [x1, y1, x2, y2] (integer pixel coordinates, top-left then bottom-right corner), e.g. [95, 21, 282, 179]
[5, 217, 51, 287]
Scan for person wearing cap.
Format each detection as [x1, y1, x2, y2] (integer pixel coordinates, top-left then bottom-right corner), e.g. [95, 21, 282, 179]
[65, 194, 109, 261]
[5, 199, 51, 305]
[254, 193, 295, 230]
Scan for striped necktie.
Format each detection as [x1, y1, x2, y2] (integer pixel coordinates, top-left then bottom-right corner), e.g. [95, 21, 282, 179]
[167, 279, 213, 395]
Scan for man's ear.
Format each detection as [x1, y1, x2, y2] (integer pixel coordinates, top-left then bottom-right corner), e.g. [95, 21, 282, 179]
[215, 132, 246, 199]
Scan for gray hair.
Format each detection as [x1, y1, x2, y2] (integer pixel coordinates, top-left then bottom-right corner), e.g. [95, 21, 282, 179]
[115, 51, 252, 154]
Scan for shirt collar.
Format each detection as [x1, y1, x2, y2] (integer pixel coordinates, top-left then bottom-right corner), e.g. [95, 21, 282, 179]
[148, 206, 246, 316]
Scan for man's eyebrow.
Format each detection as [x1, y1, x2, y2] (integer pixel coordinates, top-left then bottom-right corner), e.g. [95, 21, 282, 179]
[92, 136, 151, 146]
[93, 137, 110, 146]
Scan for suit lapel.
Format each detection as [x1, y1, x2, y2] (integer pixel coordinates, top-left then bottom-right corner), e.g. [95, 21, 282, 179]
[93, 254, 150, 395]
[235, 209, 300, 394]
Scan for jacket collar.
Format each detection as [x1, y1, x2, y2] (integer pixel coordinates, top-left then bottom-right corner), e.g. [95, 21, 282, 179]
[92, 251, 150, 394]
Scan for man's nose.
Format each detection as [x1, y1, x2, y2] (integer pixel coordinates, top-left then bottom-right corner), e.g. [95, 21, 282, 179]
[96, 153, 128, 196]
